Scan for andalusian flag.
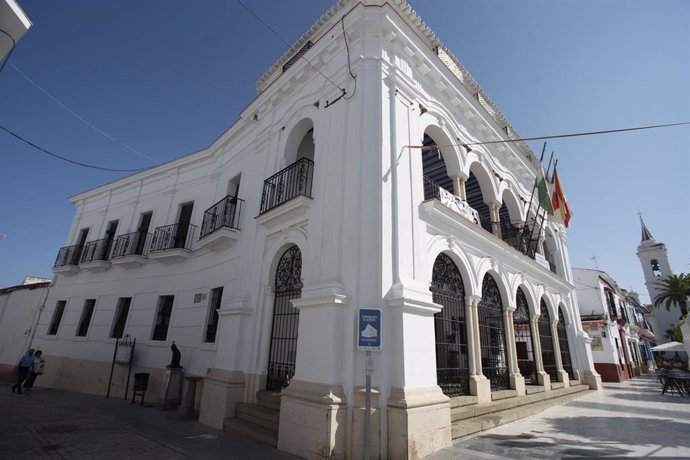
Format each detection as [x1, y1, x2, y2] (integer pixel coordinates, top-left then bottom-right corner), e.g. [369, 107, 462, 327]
[551, 165, 572, 227]
[535, 168, 553, 215]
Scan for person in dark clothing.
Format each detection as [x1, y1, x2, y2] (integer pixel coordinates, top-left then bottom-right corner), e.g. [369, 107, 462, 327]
[11, 348, 34, 394]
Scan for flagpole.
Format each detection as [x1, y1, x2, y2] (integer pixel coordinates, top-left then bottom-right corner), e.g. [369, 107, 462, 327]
[520, 142, 547, 253]
[528, 152, 554, 257]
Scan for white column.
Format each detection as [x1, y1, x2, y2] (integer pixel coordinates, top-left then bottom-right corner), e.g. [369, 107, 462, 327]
[551, 320, 569, 386]
[505, 309, 525, 395]
[532, 316, 551, 389]
[467, 295, 491, 402]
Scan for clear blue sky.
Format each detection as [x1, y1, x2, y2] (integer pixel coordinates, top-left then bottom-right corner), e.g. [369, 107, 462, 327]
[1, 0, 688, 303]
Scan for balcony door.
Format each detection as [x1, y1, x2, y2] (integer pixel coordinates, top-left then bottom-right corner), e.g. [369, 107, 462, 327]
[174, 202, 193, 249]
[103, 220, 118, 260]
[136, 212, 152, 254]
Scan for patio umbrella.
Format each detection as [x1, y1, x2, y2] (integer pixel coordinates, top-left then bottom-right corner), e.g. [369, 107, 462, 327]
[650, 341, 686, 352]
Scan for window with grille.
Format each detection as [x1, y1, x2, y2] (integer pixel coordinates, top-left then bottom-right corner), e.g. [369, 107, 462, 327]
[47, 300, 67, 336]
[110, 297, 132, 339]
[151, 295, 174, 341]
[204, 287, 223, 343]
[76, 299, 96, 337]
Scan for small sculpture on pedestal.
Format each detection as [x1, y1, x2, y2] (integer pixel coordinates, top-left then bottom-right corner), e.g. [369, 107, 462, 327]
[168, 341, 182, 369]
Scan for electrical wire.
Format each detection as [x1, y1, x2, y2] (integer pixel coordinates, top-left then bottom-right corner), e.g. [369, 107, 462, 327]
[11, 64, 160, 165]
[0, 29, 16, 74]
[341, 17, 357, 100]
[0, 123, 149, 172]
[235, 0, 345, 95]
[403, 121, 690, 151]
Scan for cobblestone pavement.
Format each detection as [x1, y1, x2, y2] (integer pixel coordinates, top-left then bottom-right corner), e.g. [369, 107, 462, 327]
[0, 383, 296, 460]
[429, 374, 690, 459]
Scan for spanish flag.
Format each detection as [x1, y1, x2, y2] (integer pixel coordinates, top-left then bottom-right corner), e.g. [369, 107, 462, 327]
[551, 165, 572, 227]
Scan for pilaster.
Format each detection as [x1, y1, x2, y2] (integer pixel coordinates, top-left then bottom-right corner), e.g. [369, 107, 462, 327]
[551, 320, 569, 386]
[504, 309, 525, 396]
[531, 317, 551, 389]
[466, 296, 491, 402]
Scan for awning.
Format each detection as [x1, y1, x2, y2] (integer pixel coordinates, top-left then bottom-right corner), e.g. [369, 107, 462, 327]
[650, 341, 686, 352]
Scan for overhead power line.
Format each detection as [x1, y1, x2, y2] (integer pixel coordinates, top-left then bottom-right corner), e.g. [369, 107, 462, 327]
[0, 123, 149, 172]
[11, 64, 159, 165]
[235, 0, 345, 95]
[403, 121, 690, 152]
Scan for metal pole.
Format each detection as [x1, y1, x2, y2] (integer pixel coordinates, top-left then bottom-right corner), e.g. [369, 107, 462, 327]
[364, 350, 371, 460]
[124, 338, 135, 401]
[107, 339, 118, 398]
[521, 143, 547, 252]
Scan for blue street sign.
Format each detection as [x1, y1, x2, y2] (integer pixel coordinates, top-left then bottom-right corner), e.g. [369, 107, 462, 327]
[358, 308, 382, 351]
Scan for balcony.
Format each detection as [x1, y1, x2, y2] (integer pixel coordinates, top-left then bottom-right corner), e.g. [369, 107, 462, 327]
[148, 223, 196, 263]
[53, 245, 80, 274]
[423, 176, 480, 224]
[79, 238, 112, 271]
[198, 195, 243, 250]
[111, 231, 151, 267]
[257, 158, 314, 232]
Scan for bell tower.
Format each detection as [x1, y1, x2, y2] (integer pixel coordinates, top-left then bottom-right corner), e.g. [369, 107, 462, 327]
[636, 216, 673, 303]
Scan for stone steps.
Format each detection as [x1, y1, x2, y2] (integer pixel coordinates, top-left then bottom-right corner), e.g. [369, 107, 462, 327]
[222, 391, 282, 447]
[451, 384, 590, 439]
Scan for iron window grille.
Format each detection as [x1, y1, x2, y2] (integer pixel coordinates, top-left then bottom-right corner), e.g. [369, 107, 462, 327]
[538, 301, 558, 381]
[477, 275, 510, 391]
[76, 299, 96, 337]
[47, 300, 67, 336]
[110, 297, 132, 339]
[151, 296, 174, 341]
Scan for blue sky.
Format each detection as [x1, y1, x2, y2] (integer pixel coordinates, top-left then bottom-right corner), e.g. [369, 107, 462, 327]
[1, 0, 688, 303]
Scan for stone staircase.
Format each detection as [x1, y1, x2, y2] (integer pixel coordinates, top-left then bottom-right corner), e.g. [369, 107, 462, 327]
[223, 391, 281, 447]
[451, 381, 591, 439]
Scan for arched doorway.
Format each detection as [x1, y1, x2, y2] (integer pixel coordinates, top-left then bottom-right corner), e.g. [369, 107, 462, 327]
[478, 274, 509, 390]
[514, 288, 538, 385]
[557, 306, 574, 379]
[266, 245, 302, 391]
[431, 253, 470, 396]
[538, 300, 558, 381]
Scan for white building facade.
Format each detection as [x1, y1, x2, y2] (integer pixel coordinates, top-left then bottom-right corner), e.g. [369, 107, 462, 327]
[36, 1, 601, 458]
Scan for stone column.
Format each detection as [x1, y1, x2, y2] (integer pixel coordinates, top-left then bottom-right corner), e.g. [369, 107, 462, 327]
[551, 320, 569, 386]
[467, 296, 491, 402]
[489, 202, 501, 238]
[537, 238, 546, 256]
[531, 317, 551, 389]
[452, 175, 466, 200]
[504, 309, 525, 396]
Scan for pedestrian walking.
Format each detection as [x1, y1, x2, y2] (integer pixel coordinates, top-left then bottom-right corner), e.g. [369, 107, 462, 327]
[23, 350, 45, 391]
[11, 348, 34, 394]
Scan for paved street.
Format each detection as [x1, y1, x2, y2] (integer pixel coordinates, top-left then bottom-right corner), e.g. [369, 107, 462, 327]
[3, 375, 689, 459]
[0, 382, 295, 460]
[430, 375, 690, 459]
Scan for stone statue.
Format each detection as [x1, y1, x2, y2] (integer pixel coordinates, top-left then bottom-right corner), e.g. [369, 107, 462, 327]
[168, 341, 182, 368]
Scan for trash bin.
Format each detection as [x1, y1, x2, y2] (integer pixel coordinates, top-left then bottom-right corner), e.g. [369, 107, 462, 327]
[131, 372, 149, 405]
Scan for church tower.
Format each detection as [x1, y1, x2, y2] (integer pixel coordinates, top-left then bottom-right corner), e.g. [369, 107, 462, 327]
[637, 217, 678, 341]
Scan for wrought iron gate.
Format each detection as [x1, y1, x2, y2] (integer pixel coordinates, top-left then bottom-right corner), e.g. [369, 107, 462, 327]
[514, 289, 538, 385]
[538, 300, 558, 381]
[266, 246, 302, 391]
[557, 306, 574, 379]
[431, 254, 470, 396]
[477, 274, 509, 390]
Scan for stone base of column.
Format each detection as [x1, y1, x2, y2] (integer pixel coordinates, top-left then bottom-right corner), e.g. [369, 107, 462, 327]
[581, 370, 603, 390]
[387, 386, 451, 460]
[537, 371, 551, 390]
[278, 380, 347, 460]
[198, 369, 245, 429]
[556, 370, 570, 387]
[469, 375, 492, 403]
[510, 373, 526, 396]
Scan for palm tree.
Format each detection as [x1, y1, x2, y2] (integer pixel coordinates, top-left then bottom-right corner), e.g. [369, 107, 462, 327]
[654, 273, 690, 318]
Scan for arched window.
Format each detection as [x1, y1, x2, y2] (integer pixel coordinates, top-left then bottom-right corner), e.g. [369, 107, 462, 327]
[431, 253, 469, 396]
[422, 134, 453, 200]
[538, 300, 558, 381]
[514, 288, 538, 385]
[478, 274, 509, 390]
[557, 306, 574, 379]
[650, 259, 662, 277]
[466, 172, 491, 233]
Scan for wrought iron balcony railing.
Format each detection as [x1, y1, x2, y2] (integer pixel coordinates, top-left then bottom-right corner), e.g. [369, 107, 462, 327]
[260, 157, 314, 214]
[80, 238, 112, 263]
[54, 245, 80, 267]
[149, 223, 197, 252]
[200, 195, 244, 239]
[112, 231, 151, 258]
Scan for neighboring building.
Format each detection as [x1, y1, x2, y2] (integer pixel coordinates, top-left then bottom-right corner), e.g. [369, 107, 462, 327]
[0, 0, 32, 61]
[0, 277, 50, 381]
[34, 1, 601, 458]
[573, 268, 651, 381]
[637, 217, 682, 344]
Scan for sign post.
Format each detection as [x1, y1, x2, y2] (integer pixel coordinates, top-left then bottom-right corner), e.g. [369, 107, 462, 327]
[358, 308, 381, 460]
